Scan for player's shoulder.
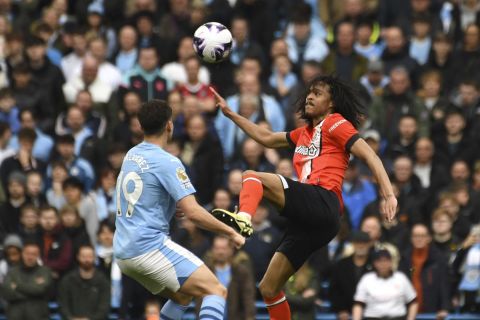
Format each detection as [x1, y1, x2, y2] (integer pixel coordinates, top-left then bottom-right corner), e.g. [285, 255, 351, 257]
[324, 113, 353, 132]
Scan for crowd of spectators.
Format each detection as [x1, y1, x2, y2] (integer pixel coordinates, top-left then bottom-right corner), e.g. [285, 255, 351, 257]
[0, 0, 480, 319]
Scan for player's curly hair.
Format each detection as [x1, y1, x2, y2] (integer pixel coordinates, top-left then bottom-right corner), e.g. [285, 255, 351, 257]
[296, 75, 366, 129]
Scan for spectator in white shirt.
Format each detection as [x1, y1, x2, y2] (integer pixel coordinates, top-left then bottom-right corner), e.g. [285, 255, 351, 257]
[63, 56, 113, 104]
[161, 36, 210, 85]
[86, 36, 122, 90]
[352, 249, 418, 320]
[61, 28, 88, 82]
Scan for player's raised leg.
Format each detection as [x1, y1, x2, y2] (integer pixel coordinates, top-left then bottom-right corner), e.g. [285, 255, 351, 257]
[239, 170, 286, 214]
[212, 170, 285, 235]
[259, 252, 295, 320]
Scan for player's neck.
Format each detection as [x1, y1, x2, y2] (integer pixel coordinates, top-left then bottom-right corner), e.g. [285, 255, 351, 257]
[144, 134, 168, 149]
[312, 111, 333, 126]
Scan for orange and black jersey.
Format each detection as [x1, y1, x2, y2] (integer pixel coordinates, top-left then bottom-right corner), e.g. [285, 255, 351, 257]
[286, 113, 360, 212]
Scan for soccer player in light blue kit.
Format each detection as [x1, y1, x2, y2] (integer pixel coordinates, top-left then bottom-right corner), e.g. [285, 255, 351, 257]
[113, 99, 248, 320]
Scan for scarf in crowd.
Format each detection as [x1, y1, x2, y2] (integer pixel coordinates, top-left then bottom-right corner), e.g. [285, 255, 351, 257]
[459, 243, 480, 292]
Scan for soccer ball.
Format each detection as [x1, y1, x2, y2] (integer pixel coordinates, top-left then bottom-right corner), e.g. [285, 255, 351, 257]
[193, 22, 232, 63]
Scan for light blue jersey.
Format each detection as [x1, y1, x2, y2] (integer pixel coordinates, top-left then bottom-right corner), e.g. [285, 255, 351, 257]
[114, 142, 195, 259]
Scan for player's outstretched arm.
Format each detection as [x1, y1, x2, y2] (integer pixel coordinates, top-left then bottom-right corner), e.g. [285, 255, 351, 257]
[178, 195, 245, 248]
[350, 138, 397, 222]
[210, 87, 289, 149]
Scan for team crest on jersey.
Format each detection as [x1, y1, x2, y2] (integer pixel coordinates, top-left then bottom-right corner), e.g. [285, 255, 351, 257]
[176, 167, 193, 189]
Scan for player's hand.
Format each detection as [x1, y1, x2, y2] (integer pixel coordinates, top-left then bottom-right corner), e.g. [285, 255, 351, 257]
[380, 195, 397, 222]
[230, 231, 245, 249]
[210, 87, 233, 118]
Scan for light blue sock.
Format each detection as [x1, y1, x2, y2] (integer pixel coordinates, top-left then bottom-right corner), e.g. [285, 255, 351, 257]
[160, 299, 189, 320]
[199, 295, 226, 320]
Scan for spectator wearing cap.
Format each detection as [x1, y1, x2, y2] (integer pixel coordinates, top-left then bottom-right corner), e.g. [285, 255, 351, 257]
[352, 249, 418, 320]
[0, 234, 23, 283]
[8, 108, 55, 163]
[47, 134, 95, 193]
[0, 171, 30, 240]
[359, 59, 390, 102]
[342, 159, 377, 230]
[399, 224, 450, 318]
[0, 242, 53, 320]
[85, 1, 117, 59]
[113, 25, 138, 74]
[321, 21, 368, 83]
[0, 127, 46, 190]
[330, 231, 373, 320]
[25, 36, 66, 117]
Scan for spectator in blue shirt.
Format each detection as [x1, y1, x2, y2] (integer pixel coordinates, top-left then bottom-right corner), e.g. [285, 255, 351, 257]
[0, 89, 20, 134]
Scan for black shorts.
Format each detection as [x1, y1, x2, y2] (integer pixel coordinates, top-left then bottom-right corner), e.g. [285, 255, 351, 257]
[276, 175, 341, 271]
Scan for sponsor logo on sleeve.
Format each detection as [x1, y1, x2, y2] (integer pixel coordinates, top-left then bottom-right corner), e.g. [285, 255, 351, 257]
[176, 167, 193, 189]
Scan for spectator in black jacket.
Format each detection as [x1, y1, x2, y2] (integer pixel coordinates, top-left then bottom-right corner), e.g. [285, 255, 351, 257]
[58, 245, 111, 320]
[0, 242, 52, 320]
[399, 223, 450, 318]
[179, 114, 224, 205]
[0, 171, 30, 241]
[0, 128, 45, 192]
[330, 231, 373, 320]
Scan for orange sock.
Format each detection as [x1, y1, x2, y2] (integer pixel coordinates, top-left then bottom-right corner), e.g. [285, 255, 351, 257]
[264, 291, 291, 320]
[239, 173, 263, 217]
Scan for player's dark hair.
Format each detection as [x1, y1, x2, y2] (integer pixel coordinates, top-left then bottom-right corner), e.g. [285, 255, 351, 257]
[138, 99, 172, 136]
[296, 75, 366, 129]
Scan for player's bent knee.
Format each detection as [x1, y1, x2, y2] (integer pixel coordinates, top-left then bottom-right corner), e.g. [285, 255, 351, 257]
[208, 283, 227, 299]
[259, 280, 281, 299]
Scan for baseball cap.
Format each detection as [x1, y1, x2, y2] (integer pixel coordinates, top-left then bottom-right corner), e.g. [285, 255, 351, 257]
[3, 234, 23, 249]
[350, 231, 371, 243]
[372, 249, 392, 261]
[362, 129, 381, 142]
[367, 60, 384, 73]
[88, 2, 104, 15]
[8, 171, 26, 186]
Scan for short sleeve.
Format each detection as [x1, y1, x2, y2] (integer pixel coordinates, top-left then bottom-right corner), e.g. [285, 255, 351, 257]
[400, 273, 417, 303]
[353, 274, 368, 304]
[287, 126, 305, 148]
[327, 116, 359, 152]
[156, 158, 196, 202]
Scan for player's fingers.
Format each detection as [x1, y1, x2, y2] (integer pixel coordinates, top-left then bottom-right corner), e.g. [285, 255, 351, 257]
[209, 86, 222, 101]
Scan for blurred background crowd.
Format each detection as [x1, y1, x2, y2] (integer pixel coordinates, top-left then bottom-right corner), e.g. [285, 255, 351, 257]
[0, 0, 480, 319]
